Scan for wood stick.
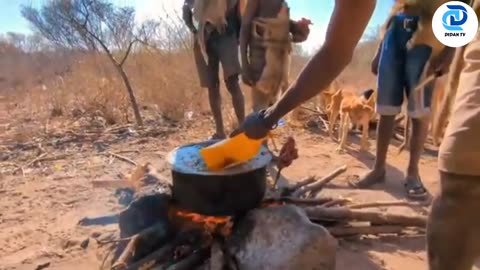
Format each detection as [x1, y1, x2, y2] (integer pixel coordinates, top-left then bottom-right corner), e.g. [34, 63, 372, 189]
[104, 152, 137, 166]
[112, 235, 142, 270]
[292, 165, 347, 198]
[263, 197, 335, 206]
[209, 240, 223, 270]
[288, 176, 317, 193]
[122, 242, 175, 270]
[321, 198, 353, 208]
[113, 222, 171, 270]
[348, 201, 427, 209]
[304, 207, 427, 227]
[327, 225, 406, 237]
[165, 248, 210, 270]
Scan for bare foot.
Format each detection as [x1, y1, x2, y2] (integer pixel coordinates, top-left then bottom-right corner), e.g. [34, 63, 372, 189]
[348, 169, 386, 189]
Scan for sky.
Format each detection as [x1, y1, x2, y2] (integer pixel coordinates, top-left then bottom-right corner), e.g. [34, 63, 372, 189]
[0, 0, 394, 52]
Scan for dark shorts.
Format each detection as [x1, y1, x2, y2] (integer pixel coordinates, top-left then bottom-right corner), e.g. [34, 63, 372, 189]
[376, 15, 433, 118]
[248, 45, 267, 83]
[193, 32, 241, 88]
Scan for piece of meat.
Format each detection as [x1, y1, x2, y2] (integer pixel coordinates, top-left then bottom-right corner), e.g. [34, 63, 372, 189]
[277, 136, 298, 170]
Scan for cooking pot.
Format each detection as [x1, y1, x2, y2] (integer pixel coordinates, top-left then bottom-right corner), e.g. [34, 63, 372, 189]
[166, 140, 272, 216]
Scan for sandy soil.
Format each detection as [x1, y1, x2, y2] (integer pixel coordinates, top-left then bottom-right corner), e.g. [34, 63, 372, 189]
[0, 115, 475, 270]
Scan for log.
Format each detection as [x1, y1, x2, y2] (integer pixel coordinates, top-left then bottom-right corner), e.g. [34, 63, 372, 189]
[327, 225, 406, 237]
[165, 248, 210, 270]
[287, 176, 317, 193]
[292, 165, 347, 198]
[304, 207, 427, 227]
[209, 240, 224, 270]
[321, 198, 352, 208]
[348, 201, 427, 209]
[123, 242, 175, 270]
[112, 222, 170, 269]
[263, 197, 335, 206]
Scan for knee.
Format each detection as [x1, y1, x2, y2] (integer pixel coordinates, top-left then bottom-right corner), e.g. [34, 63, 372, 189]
[411, 115, 430, 126]
[224, 74, 241, 93]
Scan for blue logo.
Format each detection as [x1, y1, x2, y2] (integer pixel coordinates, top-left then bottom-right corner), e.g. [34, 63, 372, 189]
[442, 5, 468, 31]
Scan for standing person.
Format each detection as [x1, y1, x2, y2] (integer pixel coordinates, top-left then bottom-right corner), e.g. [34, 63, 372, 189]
[230, 0, 377, 136]
[427, 1, 480, 268]
[239, 0, 310, 113]
[348, 0, 455, 200]
[182, 0, 245, 139]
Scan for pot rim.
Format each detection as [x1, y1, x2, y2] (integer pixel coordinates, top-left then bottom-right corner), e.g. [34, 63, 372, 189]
[166, 140, 272, 176]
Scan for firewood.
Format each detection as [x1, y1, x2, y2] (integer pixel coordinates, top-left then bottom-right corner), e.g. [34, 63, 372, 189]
[112, 222, 171, 270]
[209, 240, 223, 270]
[348, 200, 427, 209]
[287, 176, 317, 193]
[321, 198, 352, 208]
[304, 207, 427, 227]
[327, 225, 407, 237]
[292, 165, 347, 198]
[165, 248, 210, 270]
[263, 197, 335, 206]
[122, 242, 175, 270]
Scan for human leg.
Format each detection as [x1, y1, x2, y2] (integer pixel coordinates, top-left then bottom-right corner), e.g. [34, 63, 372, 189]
[349, 41, 404, 188]
[217, 33, 245, 125]
[224, 74, 245, 124]
[194, 40, 225, 138]
[404, 44, 433, 198]
[427, 171, 480, 270]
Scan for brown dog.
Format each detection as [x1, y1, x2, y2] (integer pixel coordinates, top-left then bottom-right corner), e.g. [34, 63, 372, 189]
[334, 89, 376, 152]
[328, 87, 376, 140]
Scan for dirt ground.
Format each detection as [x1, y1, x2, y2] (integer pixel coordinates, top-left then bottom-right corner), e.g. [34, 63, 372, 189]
[0, 112, 476, 270]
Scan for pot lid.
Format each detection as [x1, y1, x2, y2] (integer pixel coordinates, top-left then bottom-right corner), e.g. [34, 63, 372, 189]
[166, 140, 272, 176]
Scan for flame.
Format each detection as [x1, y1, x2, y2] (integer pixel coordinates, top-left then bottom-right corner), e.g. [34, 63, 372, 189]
[175, 210, 233, 236]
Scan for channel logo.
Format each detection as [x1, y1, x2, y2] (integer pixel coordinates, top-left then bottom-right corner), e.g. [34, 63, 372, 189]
[432, 1, 478, 47]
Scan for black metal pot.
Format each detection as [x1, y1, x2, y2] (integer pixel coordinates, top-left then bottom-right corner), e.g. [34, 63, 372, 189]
[166, 140, 272, 216]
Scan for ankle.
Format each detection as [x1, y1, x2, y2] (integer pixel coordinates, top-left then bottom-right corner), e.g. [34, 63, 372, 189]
[406, 167, 419, 178]
[373, 164, 386, 174]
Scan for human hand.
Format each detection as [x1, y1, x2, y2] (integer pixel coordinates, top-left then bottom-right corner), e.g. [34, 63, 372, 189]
[292, 18, 312, 43]
[230, 110, 274, 140]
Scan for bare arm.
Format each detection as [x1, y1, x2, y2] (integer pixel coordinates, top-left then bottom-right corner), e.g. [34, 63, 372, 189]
[240, 0, 259, 69]
[182, 0, 196, 33]
[263, 0, 376, 126]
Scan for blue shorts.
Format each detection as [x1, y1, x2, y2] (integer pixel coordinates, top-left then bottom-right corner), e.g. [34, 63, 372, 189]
[376, 15, 433, 118]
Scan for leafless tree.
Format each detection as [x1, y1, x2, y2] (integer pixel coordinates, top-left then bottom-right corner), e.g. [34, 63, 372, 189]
[21, 0, 144, 126]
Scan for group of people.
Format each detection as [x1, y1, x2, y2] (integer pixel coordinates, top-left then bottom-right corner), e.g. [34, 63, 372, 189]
[182, 0, 310, 140]
[184, 0, 480, 269]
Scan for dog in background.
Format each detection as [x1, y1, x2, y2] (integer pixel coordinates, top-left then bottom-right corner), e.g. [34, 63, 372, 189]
[328, 87, 376, 140]
[326, 87, 377, 152]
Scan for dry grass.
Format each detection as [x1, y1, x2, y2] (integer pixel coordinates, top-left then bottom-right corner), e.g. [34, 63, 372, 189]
[0, 34, 379, 140]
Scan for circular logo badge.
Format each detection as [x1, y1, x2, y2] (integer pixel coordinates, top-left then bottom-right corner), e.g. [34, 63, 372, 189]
[432, 1, 478, 47]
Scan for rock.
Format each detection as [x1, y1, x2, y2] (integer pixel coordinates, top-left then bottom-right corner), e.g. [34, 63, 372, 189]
[118, 193, 171, 238]
[227, 205, 337, 270]
[35, 261, 51, 270]
[62, 239, 79, 250]
[90, 231, 102, 238]
[80, 238, 89, 249]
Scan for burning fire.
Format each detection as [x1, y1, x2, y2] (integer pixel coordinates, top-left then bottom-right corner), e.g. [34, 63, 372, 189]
[174, 210, 233, 236]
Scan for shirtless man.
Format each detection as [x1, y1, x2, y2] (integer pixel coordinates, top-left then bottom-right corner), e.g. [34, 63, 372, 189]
[348, 0, 455, 200]
[182, 0, 245, 139]
[230, 0, 376, 137]
[427, 1, 480, 268]
[239, 0, 310, 112]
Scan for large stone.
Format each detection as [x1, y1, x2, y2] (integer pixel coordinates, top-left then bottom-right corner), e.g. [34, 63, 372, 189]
[227, 205, 337, 270]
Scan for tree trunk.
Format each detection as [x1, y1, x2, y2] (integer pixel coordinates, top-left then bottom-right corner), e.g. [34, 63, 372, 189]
[115, 64, 143, 126]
